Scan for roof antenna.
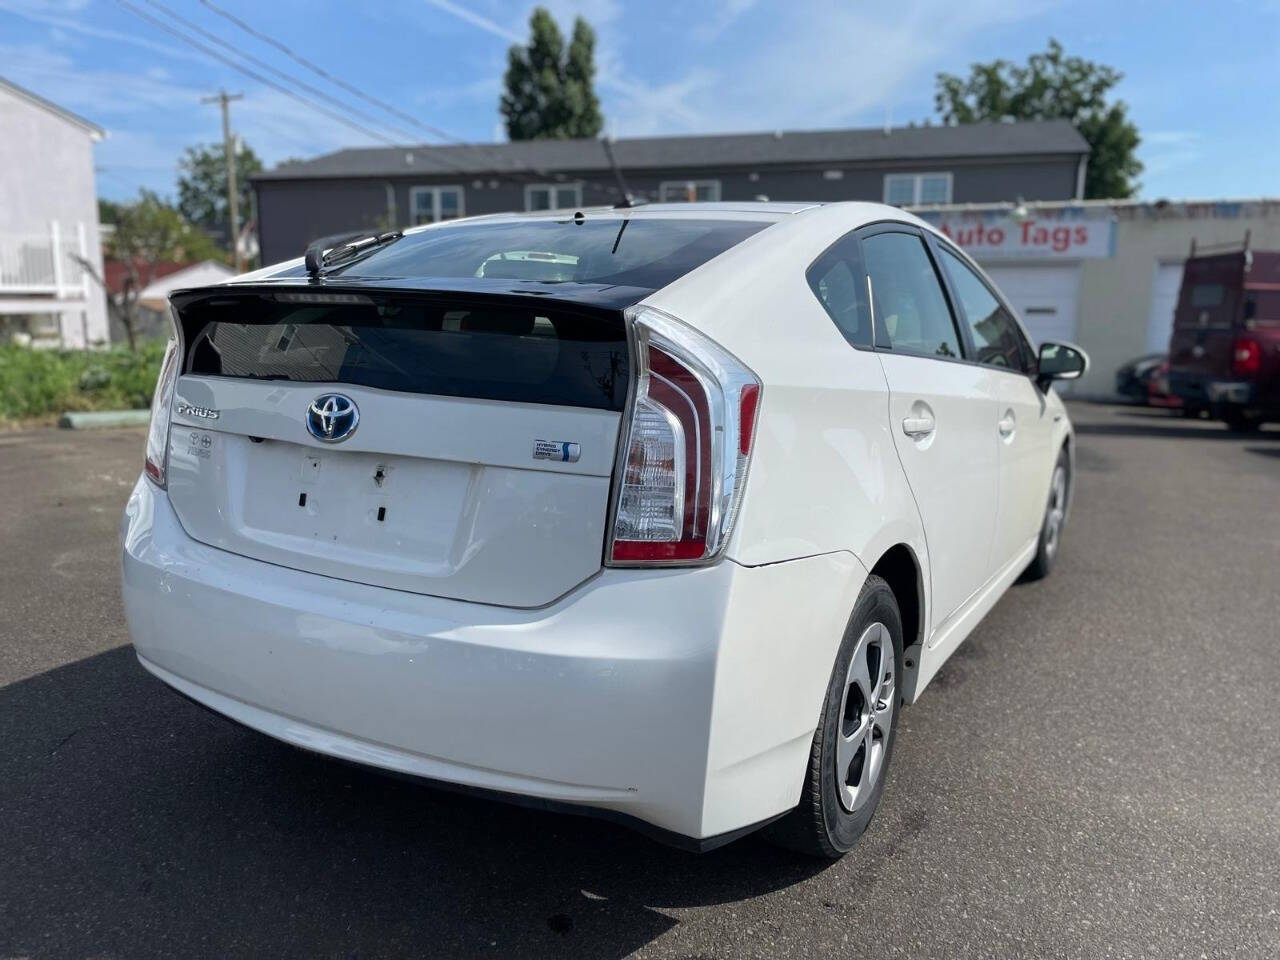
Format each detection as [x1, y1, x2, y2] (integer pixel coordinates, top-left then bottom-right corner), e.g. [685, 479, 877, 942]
[601, 136, 638, 208]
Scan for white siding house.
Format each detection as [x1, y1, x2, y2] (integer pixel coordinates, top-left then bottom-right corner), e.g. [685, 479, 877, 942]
[0, 77, 108, 347]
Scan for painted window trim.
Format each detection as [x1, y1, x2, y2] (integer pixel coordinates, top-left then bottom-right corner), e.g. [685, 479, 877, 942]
[523, 183, 584, 212]
[882, 172, 954, 206]
[658, 179, 722, 203]
[409, 185, 466, 225]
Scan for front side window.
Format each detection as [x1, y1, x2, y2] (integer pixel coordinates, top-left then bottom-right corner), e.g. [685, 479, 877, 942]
[807, 235, 872, 347]
[411, 186, 465, 225]
[862, 232, 962, 359]
[526, 184, 583, 211]
[883, 173, 953, 207]
[937, 246, 1031, 373]
[659, 180, 721, 203]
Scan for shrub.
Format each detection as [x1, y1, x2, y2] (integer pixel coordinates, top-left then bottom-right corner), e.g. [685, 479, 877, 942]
[0, 341, 167, 421]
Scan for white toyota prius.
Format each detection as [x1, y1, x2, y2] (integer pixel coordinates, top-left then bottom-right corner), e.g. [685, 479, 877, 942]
[122, 202, 1085, 858]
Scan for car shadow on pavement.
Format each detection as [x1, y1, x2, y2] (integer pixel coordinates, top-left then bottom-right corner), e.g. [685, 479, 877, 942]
[0, 647, 825, 960]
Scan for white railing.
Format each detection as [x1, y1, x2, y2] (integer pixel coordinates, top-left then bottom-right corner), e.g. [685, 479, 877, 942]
[0, 221, 90, 298]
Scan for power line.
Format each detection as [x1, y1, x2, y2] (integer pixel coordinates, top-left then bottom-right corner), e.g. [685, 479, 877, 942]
[95, 166, 150, 195]
[198, 0, 458, 145]
[115, 0, 554, 188]
[191, 0, 629, 198]
[137, 0, 420, 145]
[114, 0, 404, 146]
[116, 0, 633, 208]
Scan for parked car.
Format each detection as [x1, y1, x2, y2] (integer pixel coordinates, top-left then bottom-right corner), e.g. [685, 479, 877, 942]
[121, 202, 1086, 859]
[1145, 357, 1185, 410]
[1114, 352, 1165, 403]
[1167, 244, 1280, 430]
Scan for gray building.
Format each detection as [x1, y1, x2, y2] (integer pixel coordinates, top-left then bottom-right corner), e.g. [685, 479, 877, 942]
[252, 120, 1088, 264]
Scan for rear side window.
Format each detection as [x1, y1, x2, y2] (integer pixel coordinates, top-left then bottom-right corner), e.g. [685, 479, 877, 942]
[1244, 290, 1280, 322]
[327, 218, 771, 290]
[807, 234, 872, 347]
[179, 293, 628, 411]
[937, 246, 1032, 373]
[1190, 284, 1225, 308]
[862, 232, 963, 360]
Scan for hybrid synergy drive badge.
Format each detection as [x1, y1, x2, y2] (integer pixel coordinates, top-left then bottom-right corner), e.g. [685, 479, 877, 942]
[533, 439, 581, 463]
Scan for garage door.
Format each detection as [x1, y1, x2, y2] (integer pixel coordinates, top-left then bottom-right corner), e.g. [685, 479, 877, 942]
[982, 264, 1081, 347]
[1146, 262, 1183, 353]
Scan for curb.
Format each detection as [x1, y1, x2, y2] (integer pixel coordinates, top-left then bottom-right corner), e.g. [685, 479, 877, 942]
[58, 410, 151, 430]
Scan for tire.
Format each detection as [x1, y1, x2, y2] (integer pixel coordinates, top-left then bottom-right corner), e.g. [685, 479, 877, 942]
[763, 575, 904, 859]
[1223, 411, 1263, 433]
[1022, 448, 1069, 582]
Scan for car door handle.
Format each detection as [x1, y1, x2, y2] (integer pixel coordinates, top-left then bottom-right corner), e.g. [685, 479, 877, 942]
[902, 414, 936, 438]
[998, 410, 1017, 437]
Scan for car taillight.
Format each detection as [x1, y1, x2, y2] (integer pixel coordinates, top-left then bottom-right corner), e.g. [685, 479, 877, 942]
[607, 306, 761, 566]
[144, 336, 181, 488]
[1232, 337, 1262, 377]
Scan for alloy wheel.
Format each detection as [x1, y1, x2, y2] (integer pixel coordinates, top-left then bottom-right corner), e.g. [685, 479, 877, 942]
[835, 622, 895, 813]
[1043, 464, 1067, 558]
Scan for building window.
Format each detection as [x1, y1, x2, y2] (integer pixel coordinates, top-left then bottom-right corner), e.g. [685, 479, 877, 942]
[410, 186, 465, 225]
[659, 180, 721, 203]
[883, 173, 952, 207]
[525, 183, 583, 212]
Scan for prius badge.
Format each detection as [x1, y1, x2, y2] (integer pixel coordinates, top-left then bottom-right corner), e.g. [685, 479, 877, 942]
[307, 394, 359, 443]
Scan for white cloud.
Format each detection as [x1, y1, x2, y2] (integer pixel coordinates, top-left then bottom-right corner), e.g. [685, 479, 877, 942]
[1144, 130, 1201, 146]
[1140, 131, 1203, 179]
[598, 0, 1062, 136]
[0, 0, 203, 62]
[423, 0, 522, 43]
[426, 0, 1064, 141]
[2, 37, 391, 200]
[693, 0, 761, 42]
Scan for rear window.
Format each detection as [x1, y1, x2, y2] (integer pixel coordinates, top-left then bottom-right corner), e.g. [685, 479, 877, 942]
[1190, 283, 1225, 308]
[180, 293, 628, 411]
[326, 217, 770, 289]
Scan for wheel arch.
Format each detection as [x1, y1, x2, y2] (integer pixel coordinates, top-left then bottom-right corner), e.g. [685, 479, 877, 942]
[866, 542, 925, 698]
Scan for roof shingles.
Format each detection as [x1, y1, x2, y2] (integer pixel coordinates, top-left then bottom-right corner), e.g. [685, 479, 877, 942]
[254, 120, 1087, 182]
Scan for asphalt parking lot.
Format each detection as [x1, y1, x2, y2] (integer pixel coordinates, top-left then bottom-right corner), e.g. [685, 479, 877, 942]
[1, 403, 1278, 960]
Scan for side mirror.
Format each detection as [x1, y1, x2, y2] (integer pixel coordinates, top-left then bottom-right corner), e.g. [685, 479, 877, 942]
[1037, 341, 1089, 390]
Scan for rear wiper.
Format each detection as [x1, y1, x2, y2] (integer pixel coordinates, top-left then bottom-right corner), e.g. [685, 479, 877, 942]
[304, 230, 402, 280]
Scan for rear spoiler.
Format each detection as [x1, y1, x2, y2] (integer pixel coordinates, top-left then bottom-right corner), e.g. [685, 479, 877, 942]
[170, 277, 654, 315]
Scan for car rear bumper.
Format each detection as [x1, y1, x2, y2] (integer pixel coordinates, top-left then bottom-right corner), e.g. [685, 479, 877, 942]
[1168, 372, 1254, 407]
[122, 478, 867, 842]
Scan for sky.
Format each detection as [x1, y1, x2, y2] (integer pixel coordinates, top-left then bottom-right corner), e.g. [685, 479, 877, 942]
[3, 0, 1278, 204]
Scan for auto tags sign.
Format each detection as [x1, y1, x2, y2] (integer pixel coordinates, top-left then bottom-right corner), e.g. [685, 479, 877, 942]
[921, 208, 1116, 260]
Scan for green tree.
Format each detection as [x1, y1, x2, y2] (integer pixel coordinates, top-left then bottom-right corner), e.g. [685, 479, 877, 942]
[501, 7, 603, 141]
[934, 39, 1142, 199]
[97, 197, 123, 225]
[79, 190, 222, 350]
[176, 140, 262, 247]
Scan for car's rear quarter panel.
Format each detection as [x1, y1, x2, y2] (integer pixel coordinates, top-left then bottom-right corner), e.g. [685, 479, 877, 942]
[642, 205, 931, 612]
[642, 206, 935, 824]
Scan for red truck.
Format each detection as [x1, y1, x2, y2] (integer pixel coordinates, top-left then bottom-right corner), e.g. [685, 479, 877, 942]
[1167, 238, 1280, 431]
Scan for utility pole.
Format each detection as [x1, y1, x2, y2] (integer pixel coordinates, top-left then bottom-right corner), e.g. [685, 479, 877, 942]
[201, 90, 244, 271]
